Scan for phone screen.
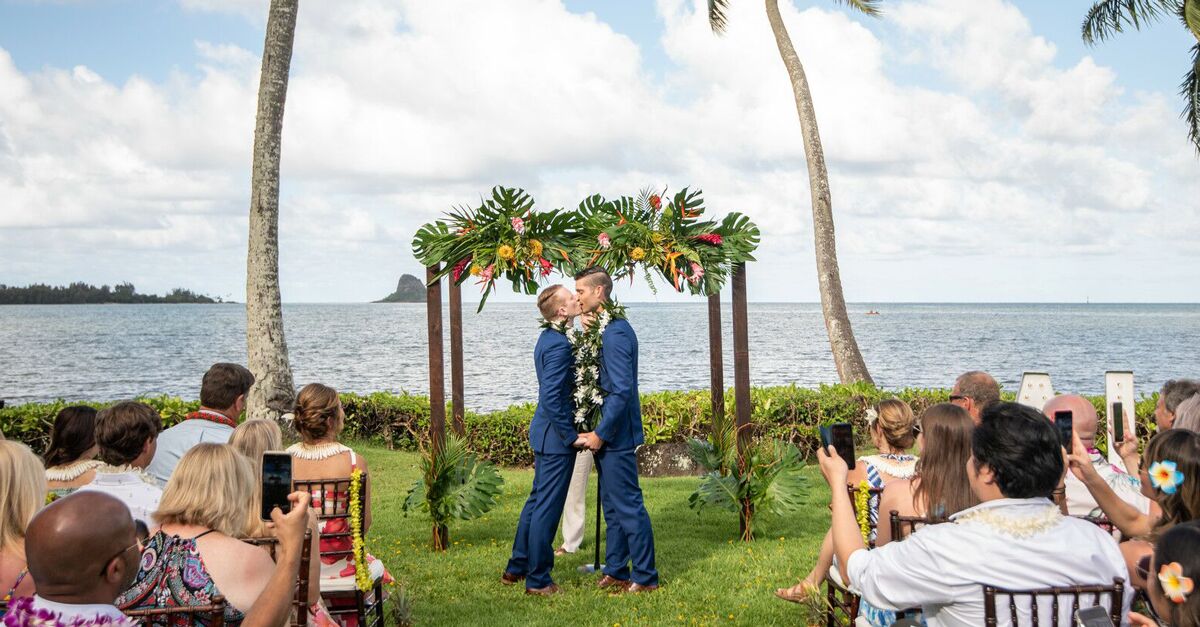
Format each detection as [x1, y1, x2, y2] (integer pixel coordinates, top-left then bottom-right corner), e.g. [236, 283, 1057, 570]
[830, 423, 856, 471]
[1054, 410, 1074, 454]
[1075, 605, 1115, 627]
[1111, 402, 1124, 444]
[260, 452, 293, 520]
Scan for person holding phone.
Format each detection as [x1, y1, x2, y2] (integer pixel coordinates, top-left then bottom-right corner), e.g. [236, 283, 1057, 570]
[1126, 521, 1200, 627]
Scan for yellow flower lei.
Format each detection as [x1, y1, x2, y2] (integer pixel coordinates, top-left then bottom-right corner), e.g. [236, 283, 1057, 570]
[348, 468, 371, 592]
[853, 480, 871, 544]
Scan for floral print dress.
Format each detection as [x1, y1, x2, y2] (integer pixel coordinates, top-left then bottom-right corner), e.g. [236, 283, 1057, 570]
[114, 531, 245, 626]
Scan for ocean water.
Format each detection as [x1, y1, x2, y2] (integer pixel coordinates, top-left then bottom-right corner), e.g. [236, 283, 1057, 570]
[1, 302, 1197, 411]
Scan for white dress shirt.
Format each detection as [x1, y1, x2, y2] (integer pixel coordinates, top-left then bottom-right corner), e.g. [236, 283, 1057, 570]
[147, 417, 234, 484]
[846, 498, 1132, 627]
[77, 469, 163, 525]
[1065, 449, 1150, 518]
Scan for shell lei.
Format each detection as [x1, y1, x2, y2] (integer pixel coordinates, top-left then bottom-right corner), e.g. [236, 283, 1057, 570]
[348, 468, 371, 593]
[854, 480, 872, 543]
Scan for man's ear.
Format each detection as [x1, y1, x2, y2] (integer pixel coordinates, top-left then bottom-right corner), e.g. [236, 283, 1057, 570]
[976, 462, 996, 486]
[104, 555, 125, 585]
[141, 436, 155, 457]
[235, 394, 246, 413]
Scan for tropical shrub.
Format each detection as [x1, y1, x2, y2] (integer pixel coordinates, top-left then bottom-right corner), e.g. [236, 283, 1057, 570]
[401, 433, 504, 551]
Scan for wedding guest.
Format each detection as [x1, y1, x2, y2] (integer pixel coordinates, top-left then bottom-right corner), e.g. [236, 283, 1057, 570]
[1156, 379, 1200, 431]
[1044, 394, 1151, 518]
[42, 405, 102, 499]
[6, 492, 141, 626]
[147, 363, 254, 484]
[950, 371, 1001, 424]
[1069, 428, 1200, 589]
[821, 401, 1131, 625]
[77, 401, 163, 525]
[0, 441, 46, 608]
[1173, 394, 1200, 433]
[781, 399, 918, 600]
[556, 449, 593, 557]
[230, 419, 284, 538]
[1128, 521, 1200, 627]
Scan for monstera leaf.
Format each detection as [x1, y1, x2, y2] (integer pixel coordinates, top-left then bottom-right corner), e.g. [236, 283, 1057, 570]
[403, 434, 504, 529]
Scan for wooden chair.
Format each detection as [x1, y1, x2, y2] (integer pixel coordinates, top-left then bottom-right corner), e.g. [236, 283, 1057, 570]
[888, 510, 947, 542]
[124, 595, 228, 626]
[824, 485, 883, 627]
[242, 529, 313, 627]
[293, 477, 385, 627]
[982, 578, 1125, 626]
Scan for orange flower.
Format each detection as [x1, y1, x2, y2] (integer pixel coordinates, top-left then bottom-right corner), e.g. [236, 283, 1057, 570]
[1159, 561, 1194, 604]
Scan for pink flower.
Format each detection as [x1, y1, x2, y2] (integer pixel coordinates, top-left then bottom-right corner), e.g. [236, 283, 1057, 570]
[688, 262, 704, 285]
[479, 264, 495, 283]
[539, 257, 553, 277]
[598, 233, 611, 250]
[451, 256, 472, 282]
[694, 233, 723, 246]
[511, 217, 525, 234]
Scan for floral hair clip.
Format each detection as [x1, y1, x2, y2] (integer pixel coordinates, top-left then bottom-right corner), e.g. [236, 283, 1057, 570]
[865, 407, 879, 425]
[1159, 561, 1195, 604]
[1149, 459, 1186, 495]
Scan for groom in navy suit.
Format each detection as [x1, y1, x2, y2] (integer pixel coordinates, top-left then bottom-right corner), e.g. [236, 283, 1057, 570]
[575, 267, 659, 593]
[502, 285, 583, 596]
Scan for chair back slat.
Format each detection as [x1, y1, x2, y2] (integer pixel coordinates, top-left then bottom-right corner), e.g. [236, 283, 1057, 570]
[981, 578, 1125, 626]
[887, 510, 948, 542]
[124, 594, 228, 627]
[240, 530, 312, 627]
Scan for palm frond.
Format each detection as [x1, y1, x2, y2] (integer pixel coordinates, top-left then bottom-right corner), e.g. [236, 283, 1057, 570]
[835, 0, 882, 18]
[1181, 41, 1200, 154]
[1081, 0, 1178, 44]
[708, 0, 730, 34]
[1184, 0, 1200, 40]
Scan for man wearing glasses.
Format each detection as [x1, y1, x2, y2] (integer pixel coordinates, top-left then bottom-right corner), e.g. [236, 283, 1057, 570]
[949, 371, 1001, 424]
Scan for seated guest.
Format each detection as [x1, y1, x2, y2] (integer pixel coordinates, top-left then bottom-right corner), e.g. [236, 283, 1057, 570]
[147, 363, 255, 484]
[6, 492, 142, 626]
[778, 399, 918, 600]
[1069, 428, 1200, 589]
[1128, 521, 1200, 627]
[0, 441, 47, 608]
[1155, 379, 1200, 431]
[117, 443, 285, 625]
[1173, 394, 1200, 433]
[77, 401, 163, 526]
[287, 383, 390, 587]
[230, 418, 284, 539]
[821, 401, 1131, 626]
[950, 371, 1001, 424]
[1044, 394, 1151, 519]
[42, 405, 102, 499]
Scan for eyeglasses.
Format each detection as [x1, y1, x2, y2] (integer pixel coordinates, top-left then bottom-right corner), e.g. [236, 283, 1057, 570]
[100, 536, 143, 576]
[949, 395, 968, 403]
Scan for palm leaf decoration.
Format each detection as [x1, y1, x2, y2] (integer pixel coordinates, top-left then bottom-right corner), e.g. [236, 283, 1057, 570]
[402, 433, 504, 546]
[1082, 0, 1178, 43]
[1186, 0, 1200, 39]
[708, 0, 730, 34]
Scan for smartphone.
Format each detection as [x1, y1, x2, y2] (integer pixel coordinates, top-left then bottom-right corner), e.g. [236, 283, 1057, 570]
[1111, 402, 1124, 445]
[1054, 410, 1074, 454]
[819, 423, 856, 470]
[260, 452, 293, 520]
[1074, 606, 1115, 627]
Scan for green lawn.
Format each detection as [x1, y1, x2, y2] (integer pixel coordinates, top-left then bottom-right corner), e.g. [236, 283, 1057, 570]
[357, 442, 833, 626]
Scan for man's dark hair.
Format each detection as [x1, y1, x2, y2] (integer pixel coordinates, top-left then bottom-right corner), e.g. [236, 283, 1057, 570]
[574, 266, 613, 300]
[972, 401, 1063, 499]
[955, 371, 1001, 408]
[1162, 379, 1200, 414]
[200, 363, 255, 409]
[95, 401, 162, 466]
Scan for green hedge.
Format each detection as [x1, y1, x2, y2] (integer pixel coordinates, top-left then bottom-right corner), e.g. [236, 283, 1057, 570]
[1, 385, 1160, 467]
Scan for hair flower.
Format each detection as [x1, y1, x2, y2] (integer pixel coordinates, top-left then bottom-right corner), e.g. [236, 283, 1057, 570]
[1159, 561, 1194, 604]
[865, 407, 879, 425]
[1149, 459, 1186, 495]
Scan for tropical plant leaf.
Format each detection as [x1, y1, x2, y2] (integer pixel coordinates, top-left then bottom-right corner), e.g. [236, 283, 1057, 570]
[687, 437, 724, 473]
[708, 0, 730, 34]
[1182, 41, 1200, 153]
[1186, 0, 1200, 40]
[688, 471, 741, 513]
[1081, 0, 1178, 44]
[835, 0, 882, 18]
[402, 434, 504, 527]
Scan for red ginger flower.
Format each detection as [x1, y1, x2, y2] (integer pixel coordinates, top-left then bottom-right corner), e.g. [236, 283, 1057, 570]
[649, 194, 662, 210]
[694, 233, 723, 245]
[452, 256, 472, 281]
[539, 257, 553, 277]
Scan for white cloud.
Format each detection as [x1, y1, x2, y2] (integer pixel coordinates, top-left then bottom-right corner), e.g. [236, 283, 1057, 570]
[0, 0, 1196, 303]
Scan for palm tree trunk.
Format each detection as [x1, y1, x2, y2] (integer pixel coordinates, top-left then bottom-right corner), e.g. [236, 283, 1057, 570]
[765, 0, 873, 385]
[246, 0, 299, 420]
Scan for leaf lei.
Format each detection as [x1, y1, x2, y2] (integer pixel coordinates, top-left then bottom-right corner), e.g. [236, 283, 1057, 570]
[569, 300, 627, 431]
[854, 480, 872, 544]
[349, 468, 371, 592]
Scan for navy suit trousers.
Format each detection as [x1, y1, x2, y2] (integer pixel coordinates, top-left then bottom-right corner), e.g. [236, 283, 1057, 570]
[505, 451, 577, 589]
[596, 446, 658, 586]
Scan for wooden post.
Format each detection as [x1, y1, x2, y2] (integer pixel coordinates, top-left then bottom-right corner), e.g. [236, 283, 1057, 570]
[731, 263, 753, 541]
[449, 281, 465, 437]
[426, 265, 448, 550]
[707, 292, 726, 472]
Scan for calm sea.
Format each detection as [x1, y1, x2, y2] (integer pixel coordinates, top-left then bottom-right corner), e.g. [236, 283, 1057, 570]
[1, 303, 1196, 411]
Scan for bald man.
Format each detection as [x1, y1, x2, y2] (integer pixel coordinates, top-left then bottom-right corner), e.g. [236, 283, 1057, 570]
[1043, 394, 1150, 519]
[8, 492, 141, 625]
[950, 371, 1001, 424]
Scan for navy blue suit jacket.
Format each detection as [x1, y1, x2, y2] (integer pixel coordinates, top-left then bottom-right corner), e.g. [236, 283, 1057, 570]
[595, 318, 644, 449]
[530, 328, 579, 454]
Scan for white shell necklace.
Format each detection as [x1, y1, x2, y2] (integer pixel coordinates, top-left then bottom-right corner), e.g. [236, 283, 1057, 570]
[287, 441, 352, 460]
[954, 503, 1062, 538]
[45, 459, 104, 481]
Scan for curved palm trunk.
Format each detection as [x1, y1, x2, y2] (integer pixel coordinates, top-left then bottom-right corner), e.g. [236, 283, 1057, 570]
[246, 0, 299, 420]
[765, 0, 873, 385]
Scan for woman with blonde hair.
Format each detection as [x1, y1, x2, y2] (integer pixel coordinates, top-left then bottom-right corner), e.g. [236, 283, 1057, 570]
[0, 441, 47, 608]
[230, 419, 284, 538]
[115, 443, 276, 625]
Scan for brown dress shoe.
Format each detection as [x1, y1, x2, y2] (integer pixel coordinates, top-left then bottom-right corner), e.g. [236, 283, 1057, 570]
[525, 583, 562, 596]
[627, 583, 659, 593]
[500, 571, 525, 586]
[597, 575, 631, 590]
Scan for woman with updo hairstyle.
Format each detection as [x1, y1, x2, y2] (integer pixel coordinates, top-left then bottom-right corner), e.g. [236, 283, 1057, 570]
[777, 398, 919, 603]
[42, 406, 102, 497]
[286, 383, 391, 594]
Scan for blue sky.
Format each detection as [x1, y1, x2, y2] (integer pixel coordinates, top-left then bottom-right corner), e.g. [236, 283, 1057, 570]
[0, 0, 1197, 303]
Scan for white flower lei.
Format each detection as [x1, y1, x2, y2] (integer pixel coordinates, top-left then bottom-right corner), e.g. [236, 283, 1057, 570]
[953, 503, 1062, 538]
[567, 301, 625, 430]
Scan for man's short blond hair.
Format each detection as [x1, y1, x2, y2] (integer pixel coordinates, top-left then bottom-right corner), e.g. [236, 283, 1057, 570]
[538, 285, 567, 320]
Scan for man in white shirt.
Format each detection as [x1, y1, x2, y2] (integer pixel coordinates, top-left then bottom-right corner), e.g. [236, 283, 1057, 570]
[1043, 394, 1152, 519]
[147, 362, 254, 484]
[77, 401, 163, 525]
[821, 401, 1132, 627]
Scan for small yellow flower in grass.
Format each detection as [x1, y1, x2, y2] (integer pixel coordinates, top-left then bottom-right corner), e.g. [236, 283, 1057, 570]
[528, 239, 544, 257]
[498, 244, 515, 260]
[631, 247, 646, 261]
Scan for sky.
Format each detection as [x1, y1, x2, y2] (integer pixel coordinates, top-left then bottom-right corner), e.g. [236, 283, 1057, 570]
[0, 0, 1197, 304]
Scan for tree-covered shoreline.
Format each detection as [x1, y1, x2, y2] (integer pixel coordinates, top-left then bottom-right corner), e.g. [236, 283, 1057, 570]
[0, 282, 227, 305]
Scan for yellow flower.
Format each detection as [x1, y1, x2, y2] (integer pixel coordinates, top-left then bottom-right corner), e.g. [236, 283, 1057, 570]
[651, 232, 665, 244]
[497, 244, 515, 260]
[469, 264, 482, 276]
[349, 468, 372, 592]
[631, 247, 646, 261]
[528, 239, 544, 257]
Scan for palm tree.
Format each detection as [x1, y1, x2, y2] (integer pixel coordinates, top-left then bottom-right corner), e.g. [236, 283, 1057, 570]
[709, 0, 875, 384]
[245, 0, 299, 421]
[1081, 0, 1200, 153]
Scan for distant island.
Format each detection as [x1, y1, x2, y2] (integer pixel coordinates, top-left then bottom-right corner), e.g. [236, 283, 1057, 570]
[375, 274, 425, 303]
[0, 282, 226, 305]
